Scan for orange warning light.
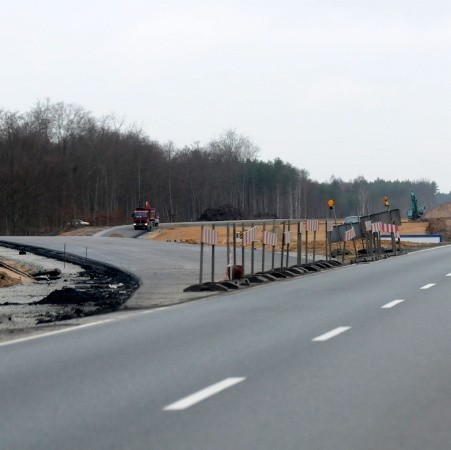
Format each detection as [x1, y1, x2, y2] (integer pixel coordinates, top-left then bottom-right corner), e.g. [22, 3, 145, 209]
[327, 199, 335, 208]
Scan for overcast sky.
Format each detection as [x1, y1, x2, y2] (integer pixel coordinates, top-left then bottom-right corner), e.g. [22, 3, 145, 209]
[1, 0, 450, 192]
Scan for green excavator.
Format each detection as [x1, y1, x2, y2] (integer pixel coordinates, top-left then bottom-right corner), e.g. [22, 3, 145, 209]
[407, 191, 425, 221]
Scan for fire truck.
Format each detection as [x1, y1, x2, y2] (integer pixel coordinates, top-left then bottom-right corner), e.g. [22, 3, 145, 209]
[132, 201, 160, 231]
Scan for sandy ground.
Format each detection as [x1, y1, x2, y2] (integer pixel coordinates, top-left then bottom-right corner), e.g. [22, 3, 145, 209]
[145, 219, 433, 257]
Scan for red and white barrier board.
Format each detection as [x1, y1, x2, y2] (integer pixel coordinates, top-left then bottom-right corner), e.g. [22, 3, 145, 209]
[262, 230, 277, 246]
[242, 227, 257, 246]
[381, 223, 398, 233]
[306, 220, 319, 232]
[283, 231, 292, 244]
[343, 227, 356, 241]
[371, 222, 382, 233]
[201, 227, 218, 245]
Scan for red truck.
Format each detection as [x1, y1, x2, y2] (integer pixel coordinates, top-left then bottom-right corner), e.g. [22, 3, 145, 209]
[132, 201, 160, 231]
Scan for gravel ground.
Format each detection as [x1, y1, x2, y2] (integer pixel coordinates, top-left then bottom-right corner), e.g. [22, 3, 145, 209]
[0, 242, 139, 342]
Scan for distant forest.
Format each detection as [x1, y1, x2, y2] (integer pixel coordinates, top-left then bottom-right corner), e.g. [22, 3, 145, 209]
[1, 101, 448, 235]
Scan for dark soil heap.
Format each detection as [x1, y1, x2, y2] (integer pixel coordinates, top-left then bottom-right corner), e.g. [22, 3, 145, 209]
[427, 218, 451, 241]
[198, 204, 245, 221]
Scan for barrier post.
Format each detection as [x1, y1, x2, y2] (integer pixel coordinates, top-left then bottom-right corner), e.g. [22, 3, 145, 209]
[262, 222, 266, 272]
[391, 231, 397, 255]
[199, 225, 204, 284]
[313, 228, 317, 262]
[271, 220, 276, 270]
[211, 224, 215, 282]
[241, 222, 245, 271]
[251, 222, 255, 275]
[233, 223, 237, 267]
[286, 221, 291, 267]
[297, 221, 302, 266]
[280, 221, 286, 268]
[326, 220, 334, 261]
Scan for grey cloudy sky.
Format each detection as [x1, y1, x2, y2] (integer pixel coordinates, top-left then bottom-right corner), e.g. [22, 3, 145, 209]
[1, 0, 450, 192]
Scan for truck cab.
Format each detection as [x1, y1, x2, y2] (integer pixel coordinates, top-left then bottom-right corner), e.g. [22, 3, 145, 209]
[132, 202, 159, 231]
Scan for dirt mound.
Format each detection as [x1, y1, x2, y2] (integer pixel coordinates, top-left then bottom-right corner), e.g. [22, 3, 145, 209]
[198, 204, 245, 221]
[425, 202, 451, 218]
[36, 287, 104, 305]
[426, 218, 451, 241]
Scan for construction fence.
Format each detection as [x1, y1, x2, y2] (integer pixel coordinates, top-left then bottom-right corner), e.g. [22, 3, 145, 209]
[184, 209, 401, 292]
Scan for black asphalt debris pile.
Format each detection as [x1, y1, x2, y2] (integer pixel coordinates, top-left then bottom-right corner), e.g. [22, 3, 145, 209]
[198, 204, 245, 221]
[37, 287, 103, 305]
[198, 204, 278, 221]
[0, 240, 140, 325]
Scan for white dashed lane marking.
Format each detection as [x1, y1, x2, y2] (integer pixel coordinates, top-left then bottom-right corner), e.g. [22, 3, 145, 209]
[163, 377, 246, 411]
[382, 299, 405, 309]
[312, 326, 351, 342]
[420, 283, 436, 290]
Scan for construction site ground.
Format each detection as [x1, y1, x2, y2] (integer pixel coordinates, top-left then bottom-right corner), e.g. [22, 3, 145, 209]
[1, 206, 450, 339]
[1, 216, 450, 290]
[145, 219, 441, 256]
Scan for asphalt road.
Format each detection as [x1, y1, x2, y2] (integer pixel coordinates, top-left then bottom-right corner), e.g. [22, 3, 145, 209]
[0, 239, 450, 449]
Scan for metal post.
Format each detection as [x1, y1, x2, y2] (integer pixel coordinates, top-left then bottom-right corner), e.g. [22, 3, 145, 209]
[280, 221, 286, 268]
[199, 225, 204, 285]
[211, 224, 215, 282]
[262, 222, 266, 273]
[241, 222, 245, 271]
[286, 221, 291, 267]
[297, 221, 302, 266]
[271, 220, 276, 270]
[233, 223, 237, 267]
[325, 222, 329, 261]
[227, 223, 231, 277]
[313, 230, 317, 262]
[305, 229, 308, 264]
[391, 231, 397, 255]
[251, 222, 255, 275]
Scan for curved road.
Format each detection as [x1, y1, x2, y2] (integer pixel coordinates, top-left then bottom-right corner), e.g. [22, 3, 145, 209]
[0, 237, 450, 449]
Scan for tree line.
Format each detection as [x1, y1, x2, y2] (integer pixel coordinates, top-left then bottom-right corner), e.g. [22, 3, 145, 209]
[0, 101, 443, 235]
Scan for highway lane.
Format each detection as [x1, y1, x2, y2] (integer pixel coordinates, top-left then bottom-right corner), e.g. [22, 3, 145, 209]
[0, 243, 450, 449]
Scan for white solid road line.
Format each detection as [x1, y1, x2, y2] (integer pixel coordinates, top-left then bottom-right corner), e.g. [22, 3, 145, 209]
[420, 283, 436, 290]
[382, 299, 405, 309]
[312, 326, 351, 342]
[0, 319, 114, 347]
[163, 377, 246, 411]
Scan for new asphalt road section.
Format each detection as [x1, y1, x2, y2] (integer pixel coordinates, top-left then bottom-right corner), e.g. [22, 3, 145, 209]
[0, 239, 450, 449]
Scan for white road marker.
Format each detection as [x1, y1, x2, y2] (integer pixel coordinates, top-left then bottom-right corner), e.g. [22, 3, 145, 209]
[446, 273, 451, 277]
[312, 326, 351, 342]
[420, 283, 436, 290]
[0, 319, 113, 347]
[163, 377, 246, 411]
[381, 299, 405, 309]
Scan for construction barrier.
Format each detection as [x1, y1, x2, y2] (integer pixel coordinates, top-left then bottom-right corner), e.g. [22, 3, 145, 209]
[185, 209, 403, 292]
